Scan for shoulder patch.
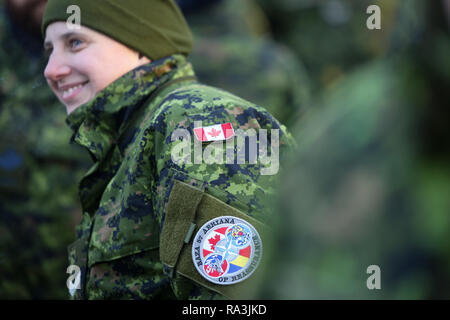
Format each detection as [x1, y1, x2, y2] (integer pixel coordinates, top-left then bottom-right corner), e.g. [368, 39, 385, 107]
[191, 216, 262, 285]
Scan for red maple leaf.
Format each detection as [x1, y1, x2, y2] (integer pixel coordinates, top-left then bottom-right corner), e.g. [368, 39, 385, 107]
[207, 128, 221, 138]
[208, 234, 222, 251]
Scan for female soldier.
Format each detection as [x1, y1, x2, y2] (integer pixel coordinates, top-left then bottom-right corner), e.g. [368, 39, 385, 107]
[42, 0, 293, 299]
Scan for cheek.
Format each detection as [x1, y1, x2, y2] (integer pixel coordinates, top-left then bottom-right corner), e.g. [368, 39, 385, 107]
[74, 57, 109, 93]
[89, 60, 135, 93]
[89, 69, 119, 94]
[77, 46, 139, 94]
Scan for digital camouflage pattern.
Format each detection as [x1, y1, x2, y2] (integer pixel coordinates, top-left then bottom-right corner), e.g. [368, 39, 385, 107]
[180, 0, 311, 128]
[66, 54, 293, 299]
[0, 2, 90, 299]
[267, 0, 450, 299]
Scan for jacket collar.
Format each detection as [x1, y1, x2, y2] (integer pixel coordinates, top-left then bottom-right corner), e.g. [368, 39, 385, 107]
[66, 54, 194, 162]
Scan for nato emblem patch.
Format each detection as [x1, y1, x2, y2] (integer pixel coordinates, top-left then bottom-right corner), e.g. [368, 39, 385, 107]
[192, 216, 262, 285]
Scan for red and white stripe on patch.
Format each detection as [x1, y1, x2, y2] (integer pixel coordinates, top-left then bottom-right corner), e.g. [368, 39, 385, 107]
[193, 122, 235, 142]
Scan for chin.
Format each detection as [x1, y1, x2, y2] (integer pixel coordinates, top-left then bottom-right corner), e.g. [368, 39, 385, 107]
[66, 107, 74, 115]
[65, 103, 81, 115]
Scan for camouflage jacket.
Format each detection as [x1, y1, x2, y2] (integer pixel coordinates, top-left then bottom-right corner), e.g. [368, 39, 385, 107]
[66, 54, 293, 299]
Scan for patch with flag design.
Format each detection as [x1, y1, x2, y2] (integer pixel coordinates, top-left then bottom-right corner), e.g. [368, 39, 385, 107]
[191, 216, 262, 285]
[193, 123, 234, 142]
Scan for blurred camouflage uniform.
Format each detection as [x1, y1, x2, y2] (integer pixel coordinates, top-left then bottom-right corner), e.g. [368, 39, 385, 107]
[257, 0, 400, 93]
[0, 1, 90, 298]
[178, 0, 311, 128]
[266, 0, 450, 299]
[66, 54, 293, 299]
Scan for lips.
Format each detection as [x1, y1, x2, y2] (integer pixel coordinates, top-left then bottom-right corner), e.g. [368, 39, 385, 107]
[58, 81, 89, 101]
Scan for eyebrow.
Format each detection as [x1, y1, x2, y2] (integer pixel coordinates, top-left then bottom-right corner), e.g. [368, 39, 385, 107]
[43, 32, 84, 49]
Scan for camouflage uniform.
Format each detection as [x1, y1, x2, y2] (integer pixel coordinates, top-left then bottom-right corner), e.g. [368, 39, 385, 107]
[180, 0, 311, 128]
[0, 3, 90, 299]
[66, 54, 293, 299]
[266, 0, 450, 299]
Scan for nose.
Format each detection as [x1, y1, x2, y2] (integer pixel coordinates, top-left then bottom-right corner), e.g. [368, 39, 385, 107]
[44, 50, 71, 82]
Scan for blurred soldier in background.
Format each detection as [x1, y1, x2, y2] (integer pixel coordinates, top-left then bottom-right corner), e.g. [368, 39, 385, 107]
[0, 0, 90, 298]
[266, 0, 450, 299]
[178, 0, 311, 128]
[257, 0, 400, 95]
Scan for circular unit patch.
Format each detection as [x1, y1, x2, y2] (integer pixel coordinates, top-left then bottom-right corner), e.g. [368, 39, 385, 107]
[192, 216, 262, 285]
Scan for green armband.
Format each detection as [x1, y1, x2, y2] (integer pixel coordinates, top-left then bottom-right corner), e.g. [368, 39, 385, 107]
[160, 180, 270, 299]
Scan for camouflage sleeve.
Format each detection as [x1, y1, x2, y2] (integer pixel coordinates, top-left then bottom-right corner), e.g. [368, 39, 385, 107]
[146, 84, 294, 299]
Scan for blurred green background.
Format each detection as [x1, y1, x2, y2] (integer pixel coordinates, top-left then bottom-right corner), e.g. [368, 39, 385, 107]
[257, 0, 450, 299]
[1, 0, 449, 299]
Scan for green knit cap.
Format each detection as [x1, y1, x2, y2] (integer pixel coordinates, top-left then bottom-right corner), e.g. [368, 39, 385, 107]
[42, 0, 193, 60]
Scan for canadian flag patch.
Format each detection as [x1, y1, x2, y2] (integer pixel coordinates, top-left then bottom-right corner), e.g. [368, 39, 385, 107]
[193, 122, 235, 142]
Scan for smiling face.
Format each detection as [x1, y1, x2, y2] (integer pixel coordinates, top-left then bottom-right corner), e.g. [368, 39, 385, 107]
[44, 22, 150, 114]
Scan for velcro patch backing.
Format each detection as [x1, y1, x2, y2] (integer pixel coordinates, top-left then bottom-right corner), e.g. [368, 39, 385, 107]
[160, 180, 270, 299]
